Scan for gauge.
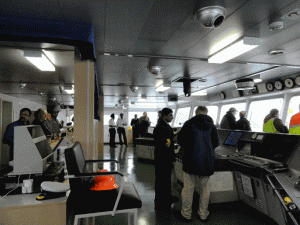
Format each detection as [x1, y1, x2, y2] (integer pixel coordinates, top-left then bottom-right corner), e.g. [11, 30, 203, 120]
[266, 82, 274, 92]
[284, 78, 294, 88]
[295, 75, 300, 86]
[220, 92, 226, 99]
[274, 80, 284, 90]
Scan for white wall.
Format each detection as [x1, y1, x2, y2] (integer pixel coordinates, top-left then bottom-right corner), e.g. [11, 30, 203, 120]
[0, 93, 45, 121]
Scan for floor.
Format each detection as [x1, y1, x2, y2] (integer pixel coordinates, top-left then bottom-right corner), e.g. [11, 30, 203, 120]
[79, 144, 279, 225]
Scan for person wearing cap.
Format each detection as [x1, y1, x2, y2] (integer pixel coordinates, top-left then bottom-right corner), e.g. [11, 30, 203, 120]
[289, 104, 300, 134]
[236, 111, 251, 131]
[3, 108, 32, 161]
[109, 113, 117, 147]
[220, 107, 237, 130]
[263, 109, 288, 133]
[117, 113, 127, 146]
[153, 108, 178, 212]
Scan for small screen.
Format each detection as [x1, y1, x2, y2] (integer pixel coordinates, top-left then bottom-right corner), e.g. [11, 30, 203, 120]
[224, 131, 243, 147]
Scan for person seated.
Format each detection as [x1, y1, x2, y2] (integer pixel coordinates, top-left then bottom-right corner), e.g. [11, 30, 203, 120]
[236, 111, 251, 131]
[32, 108, 53, 137]
[263, 109, 288, 133]
[2, 108, 32, 161]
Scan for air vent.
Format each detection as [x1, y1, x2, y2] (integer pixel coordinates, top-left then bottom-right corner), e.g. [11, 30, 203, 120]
[269, 50, 285, 56]
[281, 8, 300, 20]
[235, 78, 255, 90]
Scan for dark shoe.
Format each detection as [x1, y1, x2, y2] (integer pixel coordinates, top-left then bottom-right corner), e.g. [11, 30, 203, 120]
[174, 211, 192, 222]
[170, 195, 179, 204]
[197, 214, 210, 222]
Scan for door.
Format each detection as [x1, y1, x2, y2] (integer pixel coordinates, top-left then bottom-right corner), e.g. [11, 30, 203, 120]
[1, 100, 13, 169]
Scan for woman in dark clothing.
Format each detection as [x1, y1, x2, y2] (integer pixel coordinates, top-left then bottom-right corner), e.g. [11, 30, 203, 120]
[220, 107, 237, 129]
[236, 111, 251, 131]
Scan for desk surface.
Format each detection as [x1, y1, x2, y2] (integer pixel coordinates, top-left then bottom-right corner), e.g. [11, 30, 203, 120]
[0, 193, 67, 209]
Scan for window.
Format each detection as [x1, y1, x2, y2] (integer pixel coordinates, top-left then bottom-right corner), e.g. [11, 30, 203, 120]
[248, 98, 283, 132]
[128, 111, 160, 127]
[220, 103, 246, 125]
[173, 107, 191, 127]
[286, 96, 300, 127]
[193, 106, 218, 124]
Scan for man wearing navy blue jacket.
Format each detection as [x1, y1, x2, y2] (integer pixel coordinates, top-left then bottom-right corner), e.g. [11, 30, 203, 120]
[177, 106, 220, 222]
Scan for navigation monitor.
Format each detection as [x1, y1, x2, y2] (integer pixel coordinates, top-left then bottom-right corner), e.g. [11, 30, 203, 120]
[224, 131, 243, 147]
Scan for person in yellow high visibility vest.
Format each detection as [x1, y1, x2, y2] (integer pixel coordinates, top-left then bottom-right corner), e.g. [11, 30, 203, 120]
[263, 109, 288, 133]
[289, 104, 300, 134]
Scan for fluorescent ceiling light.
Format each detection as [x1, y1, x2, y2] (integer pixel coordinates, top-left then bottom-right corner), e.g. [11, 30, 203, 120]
[24, 50, 55, 71]
[191, 90, 207, 96]
[64, 85, 74, 94]
[155, 79, 164, 87]
[156, 85, 171, 92]
[254, 78, 262, 83]
[208, 37, 260, 64]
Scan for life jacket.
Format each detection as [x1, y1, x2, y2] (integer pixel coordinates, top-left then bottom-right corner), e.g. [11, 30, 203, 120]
[263, 118, 279, 133]
[289, 113, 300, 134]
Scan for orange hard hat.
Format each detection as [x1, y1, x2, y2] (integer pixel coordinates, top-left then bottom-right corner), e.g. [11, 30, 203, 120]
[90, 169, 119, 191]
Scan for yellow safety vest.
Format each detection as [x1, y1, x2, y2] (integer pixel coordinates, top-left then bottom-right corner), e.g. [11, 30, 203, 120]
[289, 113, 300, 134]
[263, 118, 279, 133]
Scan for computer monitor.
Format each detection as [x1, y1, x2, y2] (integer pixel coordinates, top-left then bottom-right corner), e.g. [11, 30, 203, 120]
[223, 131, 243, 147]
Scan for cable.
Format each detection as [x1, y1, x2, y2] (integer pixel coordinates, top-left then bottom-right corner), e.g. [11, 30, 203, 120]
[0, 166, 32, 202]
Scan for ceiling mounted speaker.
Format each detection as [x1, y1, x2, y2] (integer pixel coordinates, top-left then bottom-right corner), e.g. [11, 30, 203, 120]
[130, 85, 139, 93]
[194, 6, 227, 29]
[235, 78, 255, 90]
[148, 66, 162, 76]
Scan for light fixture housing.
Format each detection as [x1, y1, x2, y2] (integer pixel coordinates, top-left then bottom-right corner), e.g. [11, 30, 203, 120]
[191, 90, 207, 96]
[235, 78, 255, 90]
[208, 37, 260, 64]
[148, 66, 162, 76]
[24, 50, 55, 71]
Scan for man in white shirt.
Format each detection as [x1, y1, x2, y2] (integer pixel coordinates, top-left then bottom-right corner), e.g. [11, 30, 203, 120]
[117, 113, 127, 146]
[109, 113, 117, 147]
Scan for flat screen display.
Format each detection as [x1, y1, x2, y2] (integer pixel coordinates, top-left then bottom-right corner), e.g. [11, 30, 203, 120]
[224, 131, 243, 147]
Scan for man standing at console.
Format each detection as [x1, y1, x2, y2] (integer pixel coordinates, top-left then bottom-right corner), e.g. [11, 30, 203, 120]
[176, 106, 220, 222]
[3, 108, 32, 160]
[153, 108, 178, 212]
[32, 108, 52, 137]
[117, 113, 128, 147]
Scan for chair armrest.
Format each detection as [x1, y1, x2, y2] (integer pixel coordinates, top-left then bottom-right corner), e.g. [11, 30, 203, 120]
[65, 171, 124, 179]
[85, 159, 119, 164]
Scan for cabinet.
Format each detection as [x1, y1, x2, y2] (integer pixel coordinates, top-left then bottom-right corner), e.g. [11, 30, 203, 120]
[234, 171, 269, 215]
[0, 193, 66, 225]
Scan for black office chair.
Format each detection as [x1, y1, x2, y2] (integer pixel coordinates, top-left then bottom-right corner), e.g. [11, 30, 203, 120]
[64, 142, 142, 225]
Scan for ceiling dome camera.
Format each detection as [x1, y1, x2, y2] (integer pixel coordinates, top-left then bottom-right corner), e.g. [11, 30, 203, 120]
[194, 6, 227, 29]
[148, 66, 162, 76]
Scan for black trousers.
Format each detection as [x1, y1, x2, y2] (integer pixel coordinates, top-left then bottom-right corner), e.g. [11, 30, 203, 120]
[154, 162, 172, 207]
[117, 127, 127, 146]
[109, 128, 116, 147]
[132, 128, 139, 146]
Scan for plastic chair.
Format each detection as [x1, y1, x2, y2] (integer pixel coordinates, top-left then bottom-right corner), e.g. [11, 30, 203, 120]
[64, 142, 142, 225]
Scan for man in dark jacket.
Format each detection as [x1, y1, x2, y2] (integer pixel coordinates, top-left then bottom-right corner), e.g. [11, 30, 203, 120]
[130, 114, 139, 147]
[153, 108, 178, 212]
[3, 108, 32, 160]
[177, 106, 220, 222]
[236, 111, 251, 131]
[220, 107, 237, 129]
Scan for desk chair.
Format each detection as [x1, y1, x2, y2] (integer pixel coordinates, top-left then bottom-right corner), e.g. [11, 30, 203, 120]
[65, 142, 142, 225]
